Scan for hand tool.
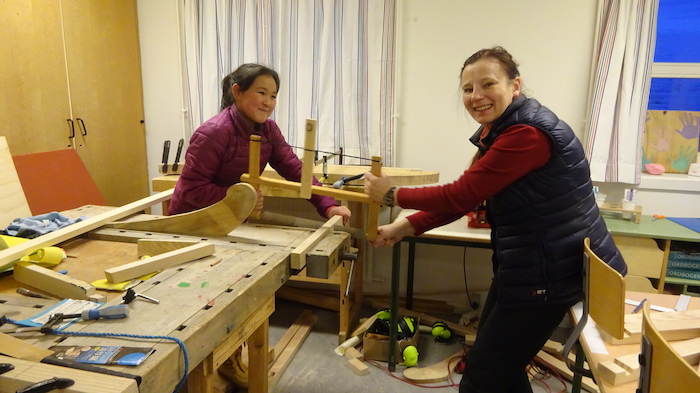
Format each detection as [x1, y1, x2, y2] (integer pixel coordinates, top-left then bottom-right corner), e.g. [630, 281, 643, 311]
[16, 287, 53, 299]
[172, 138, 184, 172]
[652, 214, 665, 221]
[161, 140, 171, 172]
[58, 304, 130, 321]
[0, 363, 14, 374]
[15, 377, 75, 393]
[332, 173, 365, 189]
[121, 288, 160, 304]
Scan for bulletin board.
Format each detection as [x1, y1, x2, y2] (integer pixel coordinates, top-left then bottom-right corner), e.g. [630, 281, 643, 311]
[642, 110, 700, 173]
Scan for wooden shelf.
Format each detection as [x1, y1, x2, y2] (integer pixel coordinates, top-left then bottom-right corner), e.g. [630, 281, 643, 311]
[600, 203, 643, 224]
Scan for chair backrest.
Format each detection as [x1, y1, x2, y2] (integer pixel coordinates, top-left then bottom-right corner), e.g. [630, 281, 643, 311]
[638, 302, 700, 393]
[585, 237, 626, 339]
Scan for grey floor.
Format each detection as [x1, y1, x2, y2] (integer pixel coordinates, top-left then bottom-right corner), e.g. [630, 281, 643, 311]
[236, 297, 576, 393]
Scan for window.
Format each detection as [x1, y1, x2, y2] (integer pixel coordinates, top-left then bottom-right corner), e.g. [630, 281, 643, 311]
[644, 0, 700, 174]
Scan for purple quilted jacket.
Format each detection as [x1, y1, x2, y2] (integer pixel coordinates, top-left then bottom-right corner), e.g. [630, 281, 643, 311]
[168, 105, 337, 217]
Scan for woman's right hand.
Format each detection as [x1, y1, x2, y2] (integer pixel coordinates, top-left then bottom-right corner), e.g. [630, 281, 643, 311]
[252, 189, 264, 217]
[370, 218, 416, 247]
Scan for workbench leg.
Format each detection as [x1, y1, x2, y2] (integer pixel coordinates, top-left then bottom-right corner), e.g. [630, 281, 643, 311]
[248, 318, 269, 393]
[188, 353, 215, 393]
[339, 258, 351, 343]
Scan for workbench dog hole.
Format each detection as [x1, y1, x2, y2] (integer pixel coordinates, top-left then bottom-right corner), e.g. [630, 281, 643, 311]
[203, 304, 213, 310]
[176, 325, 187, 331]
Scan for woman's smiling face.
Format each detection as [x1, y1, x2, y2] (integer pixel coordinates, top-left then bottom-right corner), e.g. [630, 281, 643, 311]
[461, 57, 521, 127]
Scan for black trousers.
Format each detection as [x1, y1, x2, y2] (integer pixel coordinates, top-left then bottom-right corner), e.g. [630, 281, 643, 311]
[459, 281, 571, 393]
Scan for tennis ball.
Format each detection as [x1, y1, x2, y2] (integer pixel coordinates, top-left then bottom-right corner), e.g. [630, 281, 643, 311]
[403, 345, 419, 367]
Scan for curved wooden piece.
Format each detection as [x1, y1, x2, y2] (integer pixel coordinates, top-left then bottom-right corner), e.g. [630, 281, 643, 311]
[109, 183, 256, 236]
[402, 349, 463, 383]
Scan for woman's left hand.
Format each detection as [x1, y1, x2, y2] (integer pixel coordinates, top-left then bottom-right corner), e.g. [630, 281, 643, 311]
[327, 205, 352, 225]
[364, 172, 392, 204]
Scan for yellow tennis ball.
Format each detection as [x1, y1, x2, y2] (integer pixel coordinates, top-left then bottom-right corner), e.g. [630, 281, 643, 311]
[403, 345, 419, 367]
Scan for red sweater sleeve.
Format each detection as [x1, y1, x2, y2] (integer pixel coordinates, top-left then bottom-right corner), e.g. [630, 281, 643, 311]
[402, 125, 553, 235]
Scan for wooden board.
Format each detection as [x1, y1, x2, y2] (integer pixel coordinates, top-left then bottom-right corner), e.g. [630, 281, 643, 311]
[0, 136, 31, 227]
[403, 349, 462, 383]
[0, 189, 173, 267]
[108, 183, 255, 236]
[0, 355, 138, 393]
[12, 148, 107, 215]
[104, 242, 215, 283]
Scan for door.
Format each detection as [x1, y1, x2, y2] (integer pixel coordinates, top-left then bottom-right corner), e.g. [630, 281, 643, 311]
[0, 0, 73, 155]
[61, 0, 149, 206]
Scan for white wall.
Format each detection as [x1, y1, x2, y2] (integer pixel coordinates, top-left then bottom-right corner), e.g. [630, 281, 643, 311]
[135, 1, 599, 310]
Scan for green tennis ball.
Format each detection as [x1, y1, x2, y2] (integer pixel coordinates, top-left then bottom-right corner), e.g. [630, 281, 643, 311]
[403, 345, 419, 367]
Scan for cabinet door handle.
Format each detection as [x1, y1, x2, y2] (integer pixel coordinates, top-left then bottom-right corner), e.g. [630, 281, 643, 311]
[77, 118, 88, 136]
[66, 118, 75, 140]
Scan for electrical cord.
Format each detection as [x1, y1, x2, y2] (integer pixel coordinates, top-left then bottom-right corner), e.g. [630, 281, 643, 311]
[49, 330, 188, 393]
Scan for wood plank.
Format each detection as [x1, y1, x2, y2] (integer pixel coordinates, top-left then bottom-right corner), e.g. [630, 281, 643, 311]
[0, 136, 31, 227]
[240, 174, 372, 204]
[299, 119, 316, 199]
[13, 262, 96, 300]
[108, 183, 256, 237]
[598, 336, 700, 385]
[268, 309, 317, 386]
[104, 242, 215, 283]
[136, 239, 200, 257]
[0, 189, 174, 267]
[535, 351, 600, 392]
[0, 355, 138, 393]
[290, 215, 342, 270]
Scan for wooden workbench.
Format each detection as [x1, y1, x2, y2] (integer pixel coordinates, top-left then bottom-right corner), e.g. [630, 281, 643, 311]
[0, 206, 351, 393]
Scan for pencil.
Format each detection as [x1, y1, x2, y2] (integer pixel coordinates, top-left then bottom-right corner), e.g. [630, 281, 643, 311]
[633, 298, 647, 313]
[210, 259, 223, 267]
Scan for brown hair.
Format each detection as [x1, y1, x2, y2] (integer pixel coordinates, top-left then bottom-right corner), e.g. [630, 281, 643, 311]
[460, 46, 520, 80]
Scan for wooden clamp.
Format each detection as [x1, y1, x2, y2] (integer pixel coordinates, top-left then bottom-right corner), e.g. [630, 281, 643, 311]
[240, 118, 382, 241]
[290, 215, 343, 270]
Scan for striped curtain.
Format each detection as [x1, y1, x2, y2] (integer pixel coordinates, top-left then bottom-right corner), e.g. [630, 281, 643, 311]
[180, 0, 397, 166]
[584, 0, 658, 183]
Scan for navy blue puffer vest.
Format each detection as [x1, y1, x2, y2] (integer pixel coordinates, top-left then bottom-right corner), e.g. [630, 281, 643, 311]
[470, 96, 627, 309]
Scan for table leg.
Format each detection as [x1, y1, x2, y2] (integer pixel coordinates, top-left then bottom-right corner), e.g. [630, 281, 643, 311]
[248, 319, 269, 393]
[407, 241, 416, 310]
[658, 239, 671, 294]
[389, 242, 401, 371]
[188, 353, 215, 393]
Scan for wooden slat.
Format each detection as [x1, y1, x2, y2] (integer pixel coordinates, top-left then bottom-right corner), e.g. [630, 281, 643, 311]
[366, 156, 382, 241]
[13, 262, 96, 300]
[268, 309, 317, 386]
[0, 189, 174, 267]
[299, 119, 316, 199]
[104, 242, 215, 283]
[0, 137, 31, 227]
[290, 215, 342, 270]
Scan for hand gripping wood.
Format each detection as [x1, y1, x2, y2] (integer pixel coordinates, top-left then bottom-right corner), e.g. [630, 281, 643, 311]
[108, 183, 257, 237]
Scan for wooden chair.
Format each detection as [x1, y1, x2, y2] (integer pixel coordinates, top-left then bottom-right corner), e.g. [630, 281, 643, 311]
[563, 237, 626, 387]
[637, 302, 700, 393]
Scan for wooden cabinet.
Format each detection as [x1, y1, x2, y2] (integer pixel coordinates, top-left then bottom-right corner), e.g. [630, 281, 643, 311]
[0, 0, 148, 207]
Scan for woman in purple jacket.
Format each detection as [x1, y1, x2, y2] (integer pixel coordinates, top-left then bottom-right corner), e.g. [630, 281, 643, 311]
[169, 63, 351, 222]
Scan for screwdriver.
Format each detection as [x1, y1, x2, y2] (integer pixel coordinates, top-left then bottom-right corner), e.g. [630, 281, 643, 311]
[58, 304, 130, 321]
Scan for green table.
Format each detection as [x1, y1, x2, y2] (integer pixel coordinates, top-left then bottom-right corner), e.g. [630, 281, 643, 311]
[604, 215, 700, 293]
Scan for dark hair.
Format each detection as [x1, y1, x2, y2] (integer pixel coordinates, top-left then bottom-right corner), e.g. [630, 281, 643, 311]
[220, 63, 281, 111]
[460, 46, 520, 80]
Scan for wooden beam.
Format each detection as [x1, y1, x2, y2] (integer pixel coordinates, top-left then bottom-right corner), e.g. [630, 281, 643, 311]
[104, 242, 215, 283]
[299, 119, 316, 199]
[403, 350, 463, 383]
[108, 183, 256, 237]
[241, 174, 371, 203]
[13, 262, 96, 300]
[290, 215, 343, 270]
[366, 156, 381, 241]
[0, 189, 174, 267]
[136, 239, 201, 257]
[268, 309, 317, 386]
